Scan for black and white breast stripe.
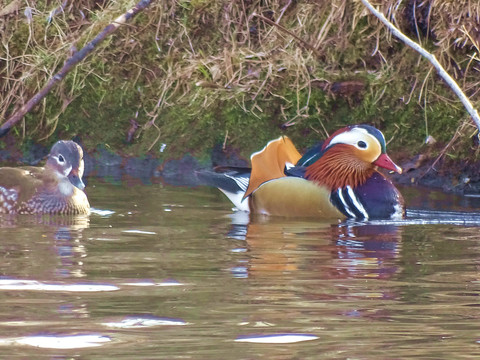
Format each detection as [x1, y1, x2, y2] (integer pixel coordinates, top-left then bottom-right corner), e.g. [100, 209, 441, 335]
[330, 186, 369, 219]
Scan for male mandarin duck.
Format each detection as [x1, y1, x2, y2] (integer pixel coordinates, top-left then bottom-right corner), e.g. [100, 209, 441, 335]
[201, 124, 404, 220]
[0, 140, 90, 215]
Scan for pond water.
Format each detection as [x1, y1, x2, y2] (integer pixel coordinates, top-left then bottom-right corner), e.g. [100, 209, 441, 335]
[0, 177, 479, 359]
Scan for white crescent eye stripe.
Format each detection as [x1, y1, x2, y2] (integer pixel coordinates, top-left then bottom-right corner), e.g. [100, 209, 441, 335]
[327, 128, 378, 150]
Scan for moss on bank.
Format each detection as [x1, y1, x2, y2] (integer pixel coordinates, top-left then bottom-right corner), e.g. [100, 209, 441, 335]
[1, 0, 479, 167]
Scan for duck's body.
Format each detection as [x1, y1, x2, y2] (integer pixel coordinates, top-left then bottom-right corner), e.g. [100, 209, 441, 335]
[0, 141, 90, 215]
[249, 176, 343, 218]
[202, 124, 404, 220]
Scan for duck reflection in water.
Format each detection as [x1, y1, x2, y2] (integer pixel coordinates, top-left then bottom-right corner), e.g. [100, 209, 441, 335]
[0, 214, 91, 322]
[332, 222, 401, 280]
[225, 213, 404, 328]
[227, 211, 402, 282]
[0, 214, 89, 279]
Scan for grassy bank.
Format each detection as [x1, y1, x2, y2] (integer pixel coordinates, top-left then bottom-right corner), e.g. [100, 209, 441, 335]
[1, 0, 479, 168]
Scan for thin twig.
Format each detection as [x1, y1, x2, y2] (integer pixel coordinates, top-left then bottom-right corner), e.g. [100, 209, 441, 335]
[222, 130, 228, 151]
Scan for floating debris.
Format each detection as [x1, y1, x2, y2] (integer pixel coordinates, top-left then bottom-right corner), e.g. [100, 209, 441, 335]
[90, 208, 116, 216]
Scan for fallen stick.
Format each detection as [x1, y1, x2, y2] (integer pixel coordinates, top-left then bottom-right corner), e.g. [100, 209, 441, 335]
[360, 0, 480, 132]
[0, 0, 153, 137]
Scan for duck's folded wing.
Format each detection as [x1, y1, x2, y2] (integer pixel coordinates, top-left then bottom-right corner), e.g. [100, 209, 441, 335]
[284, 165, 307, 178]
[0, 167, 44, 203]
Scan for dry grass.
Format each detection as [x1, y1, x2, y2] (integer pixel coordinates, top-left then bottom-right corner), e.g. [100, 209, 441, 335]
[0, 0, 479, 157]
[0, 0, 128, 137]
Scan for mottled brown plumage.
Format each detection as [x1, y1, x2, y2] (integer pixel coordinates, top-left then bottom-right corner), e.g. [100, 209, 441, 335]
[0, 141, 90, 215]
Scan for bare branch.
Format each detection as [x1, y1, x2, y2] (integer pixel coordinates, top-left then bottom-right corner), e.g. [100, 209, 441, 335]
[360, 0, 480, 132]
[0, 0, 154, 137]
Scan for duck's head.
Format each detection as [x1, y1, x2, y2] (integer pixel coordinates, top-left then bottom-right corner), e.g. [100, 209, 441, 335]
[322, 124, 402, 174]
[305, 124, 402, 190]
[46, 140, 86, 190]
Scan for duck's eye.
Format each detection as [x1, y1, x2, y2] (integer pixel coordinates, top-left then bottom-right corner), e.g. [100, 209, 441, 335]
[357, 141, 367, 149]
[58, 155, 65, 163]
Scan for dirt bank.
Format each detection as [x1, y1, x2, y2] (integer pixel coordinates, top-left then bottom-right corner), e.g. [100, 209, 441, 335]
[3, 133, 479, 197]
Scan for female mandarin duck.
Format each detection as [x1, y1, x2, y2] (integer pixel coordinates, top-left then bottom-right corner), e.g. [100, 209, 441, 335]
[203, 124, 404, 220]
[0, 140, 90, 215]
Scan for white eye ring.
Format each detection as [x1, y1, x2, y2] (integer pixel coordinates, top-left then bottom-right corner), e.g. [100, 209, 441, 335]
[58, 155, 65, 163]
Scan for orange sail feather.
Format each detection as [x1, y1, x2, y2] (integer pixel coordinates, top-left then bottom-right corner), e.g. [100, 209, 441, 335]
[244, 136, 302, 198]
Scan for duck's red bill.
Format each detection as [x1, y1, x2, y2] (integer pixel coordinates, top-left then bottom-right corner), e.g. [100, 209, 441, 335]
[374, 153, 402, 174]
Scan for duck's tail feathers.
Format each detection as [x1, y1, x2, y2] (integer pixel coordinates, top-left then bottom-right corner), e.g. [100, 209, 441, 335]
[196, 167, 251, 212]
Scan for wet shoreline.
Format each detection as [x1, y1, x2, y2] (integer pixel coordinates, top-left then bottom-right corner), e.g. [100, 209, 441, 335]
[2, 137, 480, 196]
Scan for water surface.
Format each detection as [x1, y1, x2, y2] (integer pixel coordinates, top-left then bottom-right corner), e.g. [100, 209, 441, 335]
[0, 179, 479, 359]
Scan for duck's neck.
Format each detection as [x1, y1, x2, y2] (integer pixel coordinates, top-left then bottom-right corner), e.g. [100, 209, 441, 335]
[304, 146, 375, 191]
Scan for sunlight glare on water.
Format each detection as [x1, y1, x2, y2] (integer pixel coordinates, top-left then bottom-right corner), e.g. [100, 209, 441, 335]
[0, 334, 112, 349]
[234, 334, 320, 343]
[0, 179, 479, 358]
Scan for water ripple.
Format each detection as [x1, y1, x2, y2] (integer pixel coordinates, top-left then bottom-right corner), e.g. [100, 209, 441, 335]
[122, 229, 157, 235]
[121, 279, 185, 287]
[235, 333, 319, 343]
[103, 316, 187, 328]
[0, 333, 111, 349]
[0, 279, 119, 292]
